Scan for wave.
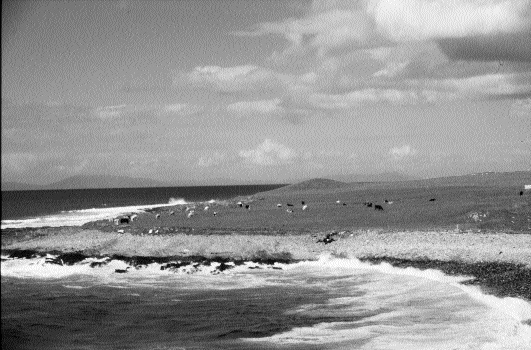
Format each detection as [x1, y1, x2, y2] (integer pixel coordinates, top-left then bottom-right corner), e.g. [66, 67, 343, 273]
[2, 252, 530, 348]
[245, 254, 531, 349]
[1, 197, 188, 229]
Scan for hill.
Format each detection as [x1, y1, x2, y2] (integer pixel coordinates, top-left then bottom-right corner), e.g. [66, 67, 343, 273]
[329, 172, 418, 183]
[1, 182, 44, 191]
[44, 175, 173, 190]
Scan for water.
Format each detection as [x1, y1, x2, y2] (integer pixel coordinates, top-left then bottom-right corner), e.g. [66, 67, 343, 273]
[2, 255, 530, 350]
[1, 185, 284, 229]
[2, 185, 531, 349]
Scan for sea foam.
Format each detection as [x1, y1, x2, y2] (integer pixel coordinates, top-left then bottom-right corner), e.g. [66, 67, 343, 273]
[1, 197, 187, 229]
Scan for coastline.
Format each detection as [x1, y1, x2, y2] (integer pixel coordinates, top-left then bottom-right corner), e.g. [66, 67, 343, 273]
[2, 226, 530, 301]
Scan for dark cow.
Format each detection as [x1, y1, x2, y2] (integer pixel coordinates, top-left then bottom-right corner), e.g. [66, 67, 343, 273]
[245, 204, 250, 210]
[520, 191, 524, 196]
[429, 198, 436, 202]
[374, 205, 384, 211]
[301, 201, 305, 205]
[287, 203, 294, 207]
[366, 202, 373, 207]
[342, 203, 347, 206]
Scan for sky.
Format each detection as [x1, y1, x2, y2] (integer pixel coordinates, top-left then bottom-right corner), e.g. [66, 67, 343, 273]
[2, 0, 530, 185]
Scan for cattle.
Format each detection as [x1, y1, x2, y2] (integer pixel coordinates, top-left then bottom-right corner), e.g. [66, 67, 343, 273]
[301, 201, 305, 205]
[237, 201, 243, 207]
[342, 203, 347, 206]
[187, 210, 195, 218]
[277, 203, 282, 207]
[168, 211, 175, 216]
[155, 214, 161, 219]
[336, 200, 341, 204]
[115, 267, 131, 274]
[213, 212, 217, 216]
[302, 205, 308, 210]
[204, 206, 209, 211]
[365, 202, 373, 208]
[130, 214, 138, 221]
[374, 205, 384, 211]
[286, 209, 293, 213]
[520, 191, 524, 196]
[245, 204, 250, 210]
[287, 203, 294, 207]
[429, 198, 436, 202]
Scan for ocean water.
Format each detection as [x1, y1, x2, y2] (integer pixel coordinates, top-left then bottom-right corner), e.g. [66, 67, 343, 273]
[2, 254, 530, 350]
[1, 185, 284, 229]
[2, 186, 531, 349]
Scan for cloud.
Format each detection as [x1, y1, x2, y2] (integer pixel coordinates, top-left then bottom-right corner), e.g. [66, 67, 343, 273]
[227, 98, 285, 114]
[389, 145, 418, 160]
[239, 139, 298, 165]
[196, 152, 226, 167]
[162, 103, 203, 115]
[371, 0, 531, 42]
[176, 65, 284, 93]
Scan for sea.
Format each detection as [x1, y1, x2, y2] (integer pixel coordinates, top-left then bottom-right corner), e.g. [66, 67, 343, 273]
[2, 186, 531, 350]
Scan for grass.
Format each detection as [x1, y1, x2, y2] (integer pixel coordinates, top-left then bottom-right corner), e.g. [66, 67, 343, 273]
[79, 184, 531, 235]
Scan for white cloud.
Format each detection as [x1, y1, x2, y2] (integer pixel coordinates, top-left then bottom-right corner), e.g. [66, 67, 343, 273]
[196, 152, 226, 167]
[371, 0, 531, 42]
[390, 145, 418, 160]
[239, 139, 298, 165]
[163, 103, 203, 115]
[180, 65, 283, 92]
[227, 98, 285, 114]
[93, 105, 128, 119]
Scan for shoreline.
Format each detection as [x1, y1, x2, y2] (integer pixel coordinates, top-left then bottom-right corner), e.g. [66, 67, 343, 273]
[2, 226, 530, 302]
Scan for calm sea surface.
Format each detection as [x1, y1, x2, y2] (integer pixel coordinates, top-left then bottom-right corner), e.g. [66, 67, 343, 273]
[1, 185, 284, 227]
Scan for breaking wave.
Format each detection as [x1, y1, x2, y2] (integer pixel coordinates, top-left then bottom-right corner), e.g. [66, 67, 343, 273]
[1, 197, 187, 229]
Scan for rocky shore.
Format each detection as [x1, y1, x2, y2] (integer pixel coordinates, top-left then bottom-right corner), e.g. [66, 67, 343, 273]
[2, 226, 530, 301]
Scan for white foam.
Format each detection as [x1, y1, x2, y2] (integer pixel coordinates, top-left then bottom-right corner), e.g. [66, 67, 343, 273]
[245, 254, 531, 349]
[1, 198, 185, 229]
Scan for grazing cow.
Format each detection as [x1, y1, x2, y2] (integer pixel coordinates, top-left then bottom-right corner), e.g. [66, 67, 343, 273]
[155, 214, 161, 219]
[384, 199, 389, 203]
[204, 206, 209, 211]
[302, 204, 308, 210]
[130, 214, 138, 221]
[287, 203, 294, 207]
[366, 202, 373, 208]
[286, 209, 293, 213]
[342, 203, 347, 206]
[169, 211, 175, 216]
[213, 212, 217, 216]
[301, 201, 305, 205]
[237, 201, 243, 207]
[374, 205, 384, 211]
[187, 210, 195, 218]
[429, 198, 436, 202]
[277, 203, 282, 207]
[520, 191, 524, 196]
[387, 201, 393, 204]
[115, 267, 131, 274]
[336, 200, 341, 204]
[245, 204, 250, 210]
[317, 233, 336, 244]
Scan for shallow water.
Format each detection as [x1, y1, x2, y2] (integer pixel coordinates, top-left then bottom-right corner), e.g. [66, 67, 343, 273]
[2, 255, 530, 350]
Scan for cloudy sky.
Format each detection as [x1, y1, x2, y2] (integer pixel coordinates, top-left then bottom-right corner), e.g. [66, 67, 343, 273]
[2, 0, 530, 185]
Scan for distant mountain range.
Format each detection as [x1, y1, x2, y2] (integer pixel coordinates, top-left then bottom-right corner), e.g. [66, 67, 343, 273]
[1, 175, 174, 191]
[2, 171, 529, 191]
